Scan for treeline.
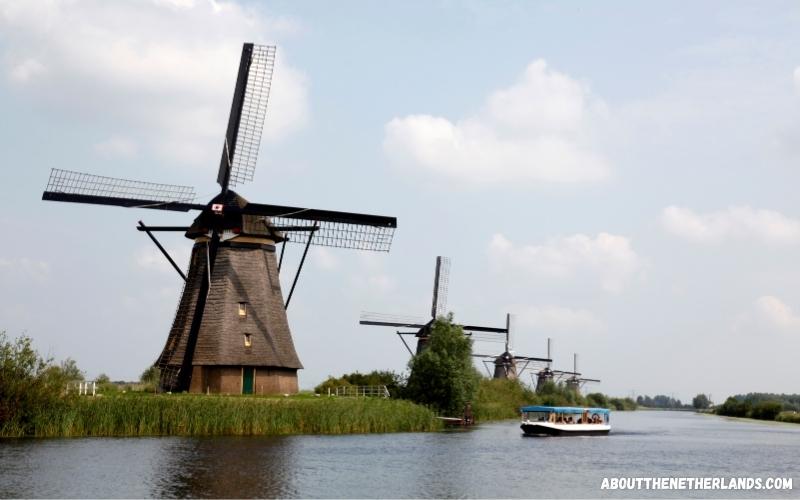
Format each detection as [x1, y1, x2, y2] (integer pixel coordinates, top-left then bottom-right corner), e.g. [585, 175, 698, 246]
[635, 394, 691, 409]
[716, 393, 800, 424]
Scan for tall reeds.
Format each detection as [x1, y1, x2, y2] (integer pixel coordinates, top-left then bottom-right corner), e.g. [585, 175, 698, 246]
[10, 395, 441, 438]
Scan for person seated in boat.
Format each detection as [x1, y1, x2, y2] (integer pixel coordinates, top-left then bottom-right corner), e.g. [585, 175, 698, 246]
[566, 416, 574, 424]
[591, 413, 600, 424]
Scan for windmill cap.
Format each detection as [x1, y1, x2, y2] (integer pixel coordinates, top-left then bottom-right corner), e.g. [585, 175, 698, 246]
[185, 190, 285, 242]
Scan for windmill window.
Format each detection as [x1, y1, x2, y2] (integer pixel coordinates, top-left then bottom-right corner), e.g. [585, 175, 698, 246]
[244, 334, 252, 348]
[238, 302, 247, 318]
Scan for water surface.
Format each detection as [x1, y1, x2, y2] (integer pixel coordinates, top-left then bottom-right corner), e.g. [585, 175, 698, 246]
[1, 411, 798, 498]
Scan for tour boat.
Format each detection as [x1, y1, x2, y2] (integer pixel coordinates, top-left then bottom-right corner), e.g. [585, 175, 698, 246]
[520, 405, 610, 436]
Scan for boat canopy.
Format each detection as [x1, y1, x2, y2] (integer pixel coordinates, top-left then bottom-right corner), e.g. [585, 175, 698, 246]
[520, 405, 610, 414]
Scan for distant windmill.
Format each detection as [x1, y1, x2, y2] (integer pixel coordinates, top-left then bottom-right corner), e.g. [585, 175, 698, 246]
[473, 314, 550, 379]
[564, 353, 601, 392]
[42, 43, 397, 395]
[360, 256, 507, 355]
[533, 339, 600, 392]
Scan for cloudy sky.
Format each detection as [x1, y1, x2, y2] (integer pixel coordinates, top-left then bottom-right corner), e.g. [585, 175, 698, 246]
[1, 0, 798, 402]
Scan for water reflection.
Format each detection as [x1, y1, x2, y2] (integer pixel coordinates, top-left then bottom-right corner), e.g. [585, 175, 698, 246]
[147, 437, 299, 498]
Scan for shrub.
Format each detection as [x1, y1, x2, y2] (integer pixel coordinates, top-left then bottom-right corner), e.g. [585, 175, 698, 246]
[717, 396, 752, 418]
[0, 332, 76, 436]
[750, 400, 783, 421]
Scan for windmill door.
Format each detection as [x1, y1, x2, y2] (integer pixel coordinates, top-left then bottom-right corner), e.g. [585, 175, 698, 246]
[242, 367, 254, 394]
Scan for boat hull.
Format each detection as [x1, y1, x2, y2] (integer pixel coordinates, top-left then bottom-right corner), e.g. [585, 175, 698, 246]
[521, 422, 610, 436]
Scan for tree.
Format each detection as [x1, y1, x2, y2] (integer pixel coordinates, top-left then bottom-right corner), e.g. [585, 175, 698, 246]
[0, 332, 74, 435]
[60, 358, 84, 381]
[750, 401, 783, 421]
[692, 393, 711, 410]
[405, 315, 480, 415]
[717, 396, 751, 418]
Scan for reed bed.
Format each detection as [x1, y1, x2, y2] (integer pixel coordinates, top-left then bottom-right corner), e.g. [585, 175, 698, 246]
[12, 395, 442, 438]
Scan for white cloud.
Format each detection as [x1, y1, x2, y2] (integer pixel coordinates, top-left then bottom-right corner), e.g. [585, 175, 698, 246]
[0, 0, 309, 166]
[384, 59, 609, 186]
[93, 135, 138, 159]
[348, 253, 396, 294]
[511, 304, 606, 333]
[754, 295, 800, 332]
[662, 205, 800, 244]
[0, 257, 50, 282]
[489, 232, 642, 293]
[8, 58, 45, 83]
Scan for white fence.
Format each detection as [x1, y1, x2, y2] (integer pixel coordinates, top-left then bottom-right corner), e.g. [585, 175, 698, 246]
[66, 381, 97, 396]
[328, 385, 390, 398]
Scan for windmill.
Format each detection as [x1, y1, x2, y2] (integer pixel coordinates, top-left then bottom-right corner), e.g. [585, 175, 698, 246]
[564, 353, 601, 392]
[533, 339, 600, 393]
[41, 43, 397, 395]
[360, 256, 508, 355]
[472, 314, 551, 380]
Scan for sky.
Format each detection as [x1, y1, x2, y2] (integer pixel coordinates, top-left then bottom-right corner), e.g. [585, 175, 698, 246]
[1, 0, 799, 403]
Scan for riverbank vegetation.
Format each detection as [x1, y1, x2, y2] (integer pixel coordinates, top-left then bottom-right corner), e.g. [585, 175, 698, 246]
[2, 394, 440, 438]
[0, 331, 440, 438]
[715, 393, 800, 424]
[635, 394, 692, 410]
[471, 379, 636, 420]
[2, 323, 634, 437]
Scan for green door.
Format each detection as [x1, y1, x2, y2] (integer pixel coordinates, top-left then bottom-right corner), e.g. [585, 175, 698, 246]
[242, 367, 254, 394]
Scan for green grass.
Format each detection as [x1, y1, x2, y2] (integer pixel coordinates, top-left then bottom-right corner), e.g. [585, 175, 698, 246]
[473, 379, 537, 421]
[776, 411, 800, 424]
[3, 394, 442, 438]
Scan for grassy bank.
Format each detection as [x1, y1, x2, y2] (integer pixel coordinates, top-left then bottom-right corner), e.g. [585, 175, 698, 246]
[715, 394, 800, 425]
[472, 379, 637, 421]
[0, 394, 442, 438]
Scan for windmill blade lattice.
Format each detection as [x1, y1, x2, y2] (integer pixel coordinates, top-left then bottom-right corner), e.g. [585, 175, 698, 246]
[271, 216, 395, 251]
[219, 44, 276, 189]
[42, 168, 199, 211]
[431, 256, 450, 318]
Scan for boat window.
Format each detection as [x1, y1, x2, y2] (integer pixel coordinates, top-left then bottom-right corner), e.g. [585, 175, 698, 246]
[524, 411, 548, 421]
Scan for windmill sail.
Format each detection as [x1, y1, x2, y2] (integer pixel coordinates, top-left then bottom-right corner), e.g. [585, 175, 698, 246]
[241, 203, 396, 252]
[430, 256, 450, 318]
[217, 44, 276, 190]
[42, 168, 200, 212]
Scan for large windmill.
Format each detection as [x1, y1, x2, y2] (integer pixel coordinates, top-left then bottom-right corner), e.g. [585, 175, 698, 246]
[472, 314, 550, 380]
[42, 43, 397, 395]
[359, 256, 508, 355]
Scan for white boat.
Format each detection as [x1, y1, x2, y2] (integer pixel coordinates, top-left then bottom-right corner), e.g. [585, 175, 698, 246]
[520, 405, 610, 436]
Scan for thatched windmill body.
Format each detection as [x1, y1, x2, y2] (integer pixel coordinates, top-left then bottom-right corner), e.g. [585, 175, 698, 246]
[42, 44, 396, 395]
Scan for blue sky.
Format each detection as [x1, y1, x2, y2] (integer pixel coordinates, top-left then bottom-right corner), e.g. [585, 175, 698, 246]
[1, 0, 799, 401]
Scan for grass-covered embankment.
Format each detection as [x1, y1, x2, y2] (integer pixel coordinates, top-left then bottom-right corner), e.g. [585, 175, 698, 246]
[1, 394, 442, 438]
[472, 379, 637, 421]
